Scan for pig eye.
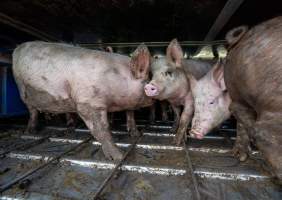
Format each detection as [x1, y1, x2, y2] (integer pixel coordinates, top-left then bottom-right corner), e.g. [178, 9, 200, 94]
[165, 71, 173, 77]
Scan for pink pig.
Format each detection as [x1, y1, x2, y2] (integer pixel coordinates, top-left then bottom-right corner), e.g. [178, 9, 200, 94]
[188, 59, 231, 139]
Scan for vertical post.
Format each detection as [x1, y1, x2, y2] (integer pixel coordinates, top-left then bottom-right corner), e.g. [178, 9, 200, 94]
[196, 0, 245, 56]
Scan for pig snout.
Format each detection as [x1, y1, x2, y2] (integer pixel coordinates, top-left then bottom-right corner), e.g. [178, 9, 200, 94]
[190, 120, 205, 139]
[189, 129, 204, 139]
[144, 83, 159, 97]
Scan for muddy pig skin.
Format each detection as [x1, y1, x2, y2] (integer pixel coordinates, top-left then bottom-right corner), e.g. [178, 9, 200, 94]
[103, 46, 141, 137]
[144, 39, 213, 145]
[225, 17, 282, 182]
[13, 41, 153, 161]
[46, 47, 114, 134]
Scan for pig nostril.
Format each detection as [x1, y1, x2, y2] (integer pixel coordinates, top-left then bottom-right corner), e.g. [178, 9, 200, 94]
[144, 84, 158, 96]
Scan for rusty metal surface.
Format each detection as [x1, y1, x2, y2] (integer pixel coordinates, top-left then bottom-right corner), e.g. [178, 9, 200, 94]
[0, 121, 281, 200]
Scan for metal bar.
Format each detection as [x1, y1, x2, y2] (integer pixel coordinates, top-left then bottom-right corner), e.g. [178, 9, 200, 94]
[204, 0, 245, 41]
[0, 123, 237, 134]
[80, 40, 226, 48]
[0, 12, 59, 42]
[0, 132, 12, 139]
[7, 152, 270, 180]
[18, 135, 246, 153]
[0, 134, 51, 158]
[195, 0, 245, 55]
[183, 139, 201, 200]
[0, 136, 92, 193]
[93, 135, 142, 199]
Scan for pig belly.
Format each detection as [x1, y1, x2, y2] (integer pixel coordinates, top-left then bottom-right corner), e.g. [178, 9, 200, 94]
[106, 94, 142, 112]
[22, 83, 75, 113]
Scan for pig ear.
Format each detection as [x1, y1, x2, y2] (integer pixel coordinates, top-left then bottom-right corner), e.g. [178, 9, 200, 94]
[130, 44, 151, 79]
[166, 38, 184, 68]
[212, 59, 226, 91]
[186, 72, 197, 89]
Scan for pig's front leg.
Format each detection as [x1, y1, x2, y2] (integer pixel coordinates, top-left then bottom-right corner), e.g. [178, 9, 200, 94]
[78, 105, 123, 161]
[44, 113, 52, 124]
[160, 101, 169, 121]
[173, 95, 194, 145]
[171, 105, 181, 133]
[149, 104, 156, 124]
[126, 110, 141, 137]
[65, 113, 77, 134]
[108, 112, 114, 127]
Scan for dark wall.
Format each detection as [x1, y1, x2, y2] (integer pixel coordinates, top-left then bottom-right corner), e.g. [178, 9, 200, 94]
[0, 0, 280, 44]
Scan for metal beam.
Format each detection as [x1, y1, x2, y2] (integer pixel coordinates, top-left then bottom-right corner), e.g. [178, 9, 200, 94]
[204, 0, 245, 41]
[0, 12, 59, 42]
[80, 40, 226, 48]
[195, 0, 245, 56]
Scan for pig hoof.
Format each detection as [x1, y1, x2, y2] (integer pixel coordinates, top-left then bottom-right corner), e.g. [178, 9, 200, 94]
[172, 137, 182, 146]
[102, 145, 123, 161]
[65, 127, 75, 134]
[171, 123, 178, 134]
[239, 153, 248, 162]
[24, 128, 36, 134]
[273, 174, 282, 186]
[162, 116, 169, 121]
[170, 127, 177, 134]
[162, 118, 168, 122]
[232, 147, 248, 162]
[129, 129, 141, 137]
[111, 150, 123, 161]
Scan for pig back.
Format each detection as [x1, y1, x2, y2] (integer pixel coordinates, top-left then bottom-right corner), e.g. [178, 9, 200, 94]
[12, 41, 150, 113]
[12, 41, 133, 112]
[225, 16, 282, 113]
[182, 59, 214, 80]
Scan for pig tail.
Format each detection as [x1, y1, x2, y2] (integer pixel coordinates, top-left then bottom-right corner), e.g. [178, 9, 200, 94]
[226, 26, 248, 49]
